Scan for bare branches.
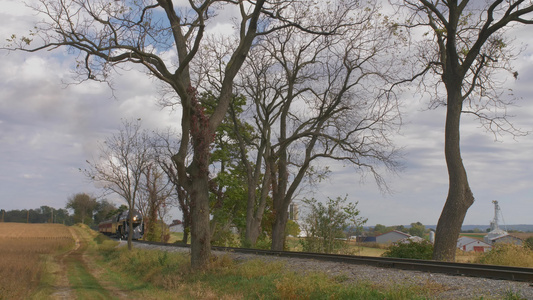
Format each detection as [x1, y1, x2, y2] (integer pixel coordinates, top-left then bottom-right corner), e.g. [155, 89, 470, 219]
[230, 2, 403, 249]
[396, 0, 532, 139]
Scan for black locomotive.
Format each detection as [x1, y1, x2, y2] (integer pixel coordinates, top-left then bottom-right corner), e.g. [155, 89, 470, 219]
[98, 210, 144, 240]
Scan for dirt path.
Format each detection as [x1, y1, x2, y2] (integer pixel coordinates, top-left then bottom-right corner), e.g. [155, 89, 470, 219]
[49, 227, 80, 300]
[49, 226, 128, 300]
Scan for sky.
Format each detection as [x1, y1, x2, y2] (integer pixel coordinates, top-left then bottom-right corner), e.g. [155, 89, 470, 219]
[1, 0, 532, 227]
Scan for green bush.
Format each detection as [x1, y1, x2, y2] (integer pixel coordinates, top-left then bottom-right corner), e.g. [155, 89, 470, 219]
[300, 196, 367, 254]
[211, 228, 240, 247]
[382, 240, 434, 260]
[144, 221, 170, 243]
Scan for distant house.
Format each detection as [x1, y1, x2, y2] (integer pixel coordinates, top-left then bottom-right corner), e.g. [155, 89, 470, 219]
[484, 230, 523, 246]
[376, 230, 411, 244]
[168, 220, 184, 233]
[457, 237, 492, 253]
[492, 234, 522, 246]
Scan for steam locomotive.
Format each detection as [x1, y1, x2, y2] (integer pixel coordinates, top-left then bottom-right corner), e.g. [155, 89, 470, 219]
[98, 210, 144, 240]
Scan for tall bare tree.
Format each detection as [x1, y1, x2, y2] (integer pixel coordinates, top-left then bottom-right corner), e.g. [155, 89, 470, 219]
[235, 4, 403, 250]
[395, 0, 532, 261]
[84, 119, 151, 250]
[152, 128, 192, 243]
[137, 162, 173, 242]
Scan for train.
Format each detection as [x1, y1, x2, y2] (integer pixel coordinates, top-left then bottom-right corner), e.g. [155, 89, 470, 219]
[98, 210, 144, 240]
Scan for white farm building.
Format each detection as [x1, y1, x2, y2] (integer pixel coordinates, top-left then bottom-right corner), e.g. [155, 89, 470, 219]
[457, 237, 492, 253]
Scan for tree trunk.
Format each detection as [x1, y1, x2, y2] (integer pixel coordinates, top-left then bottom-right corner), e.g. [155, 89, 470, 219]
[127, 209, 133, 250]
[189, 161, 211, 270]
[244, 175, 270, 246]
[433, 90, 475, 261]
[245, 217, 262, 246]
[271, 206, 289, 251]
[182, 223, 190, 244]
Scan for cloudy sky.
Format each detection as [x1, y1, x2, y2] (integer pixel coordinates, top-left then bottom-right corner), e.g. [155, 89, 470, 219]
[1, 0, 532, 226]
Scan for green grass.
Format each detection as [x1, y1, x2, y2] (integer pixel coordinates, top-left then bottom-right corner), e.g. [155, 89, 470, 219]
[91, 239, 439, 299]
[66, 257, 113, 300]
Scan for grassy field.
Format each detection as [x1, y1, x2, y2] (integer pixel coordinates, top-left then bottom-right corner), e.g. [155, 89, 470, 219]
[0, 223, 435, 299]
[0, 223, 74, 299]
[3, 224, 530, 299]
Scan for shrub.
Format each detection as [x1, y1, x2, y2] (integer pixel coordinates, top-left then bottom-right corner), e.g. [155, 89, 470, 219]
[145, 221, 170, 243]
[523, 237, 533, 250]
[211, 228, 240, 247]
[476, 244, 533, 267]
[382, 240, 434, 260]
[300, 196, 367, 254]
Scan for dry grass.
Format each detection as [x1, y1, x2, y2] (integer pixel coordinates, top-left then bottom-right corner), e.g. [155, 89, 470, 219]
[0, 223, 74, 299]
[455, 249, 483, 263]
[476, 244, 533, 267]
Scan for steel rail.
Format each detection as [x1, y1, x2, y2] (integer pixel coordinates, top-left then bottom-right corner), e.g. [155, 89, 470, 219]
[134, 240, 533, 282]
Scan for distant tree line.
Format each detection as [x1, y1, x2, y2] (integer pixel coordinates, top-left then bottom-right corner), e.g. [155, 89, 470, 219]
[366, 222, 430, 238]
[0, 193, 126, 228]
[0, 206, 72, 225]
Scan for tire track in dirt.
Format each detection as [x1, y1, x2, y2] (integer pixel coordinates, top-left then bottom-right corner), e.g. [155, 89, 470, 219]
[49, 227, 80, 300]
[50, 226, 128, 300]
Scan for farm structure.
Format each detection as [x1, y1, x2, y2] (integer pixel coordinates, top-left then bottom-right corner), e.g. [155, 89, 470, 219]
[169, 220, 184, 233]
[491, 234, 523, 246]
[376, 230, 411, 244]
[483, 200, 523, 246]
[457, 237, 492, 253]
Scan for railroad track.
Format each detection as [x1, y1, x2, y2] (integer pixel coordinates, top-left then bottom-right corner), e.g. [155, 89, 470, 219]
[134, 240, 533, 282]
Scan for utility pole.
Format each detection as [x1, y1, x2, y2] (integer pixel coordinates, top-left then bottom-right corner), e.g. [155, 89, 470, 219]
[27, 210, 29, 223]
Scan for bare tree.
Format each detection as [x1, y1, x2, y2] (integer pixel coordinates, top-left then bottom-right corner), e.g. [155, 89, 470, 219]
[137, 162, 173, 242]
[84, 119, 151, 250]
[152, 128, 192, 244]
[395, 0, 533, 261]
[235, 3, 403, 250]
